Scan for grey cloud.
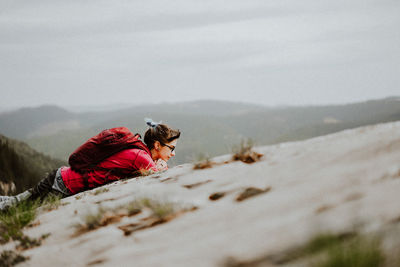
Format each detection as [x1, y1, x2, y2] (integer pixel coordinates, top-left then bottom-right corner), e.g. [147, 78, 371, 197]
[0, 0, 399, 108]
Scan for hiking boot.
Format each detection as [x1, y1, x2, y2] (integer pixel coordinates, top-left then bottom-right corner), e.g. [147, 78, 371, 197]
[0, 191, 32, 211]
[0, 196, 12, 202]
[0, 197, 17, 211]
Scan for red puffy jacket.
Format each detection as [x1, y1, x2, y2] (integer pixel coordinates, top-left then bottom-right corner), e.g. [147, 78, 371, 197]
[61, 145, 157, 194]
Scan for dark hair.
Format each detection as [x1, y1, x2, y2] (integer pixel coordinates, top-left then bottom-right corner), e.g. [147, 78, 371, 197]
[144, 123, 180, 150]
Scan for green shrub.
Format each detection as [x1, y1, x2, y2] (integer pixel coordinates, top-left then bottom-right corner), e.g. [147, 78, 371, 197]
[305, 233, 352, 254]
[0, 200, 39, 243]
[310, 234, 384, 267]
[41, 194, 62, 211]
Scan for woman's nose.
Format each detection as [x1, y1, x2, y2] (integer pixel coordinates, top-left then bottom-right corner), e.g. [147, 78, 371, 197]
[171, 150, 175, 156]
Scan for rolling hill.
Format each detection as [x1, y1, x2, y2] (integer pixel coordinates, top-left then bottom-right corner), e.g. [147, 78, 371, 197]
[0, 97, 399, 166]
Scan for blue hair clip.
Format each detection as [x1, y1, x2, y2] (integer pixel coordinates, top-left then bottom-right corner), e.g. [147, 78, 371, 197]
[144, 118, 161, 128]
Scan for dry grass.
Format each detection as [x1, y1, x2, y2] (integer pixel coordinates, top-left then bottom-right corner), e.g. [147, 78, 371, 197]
[93, 188, 109, 196]
[75, 198, 193, 235]
[82, 208, 108, 230]
[193, 154, 214, 170]
[126, 198, 176, 219]
[117, 199, 197, 236]
[232, 139, 263, 164]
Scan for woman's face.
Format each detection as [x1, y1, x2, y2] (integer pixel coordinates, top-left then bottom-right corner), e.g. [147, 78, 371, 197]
[154, 139, 178, 162]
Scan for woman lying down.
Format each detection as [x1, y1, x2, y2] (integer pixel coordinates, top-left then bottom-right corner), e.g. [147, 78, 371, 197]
[0, 119, 180, 211]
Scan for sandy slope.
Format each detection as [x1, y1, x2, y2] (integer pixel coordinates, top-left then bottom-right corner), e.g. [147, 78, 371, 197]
[7, 121, 400, 266]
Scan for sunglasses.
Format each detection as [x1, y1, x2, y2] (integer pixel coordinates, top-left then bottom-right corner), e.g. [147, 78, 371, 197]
[160, 142, 175, 152]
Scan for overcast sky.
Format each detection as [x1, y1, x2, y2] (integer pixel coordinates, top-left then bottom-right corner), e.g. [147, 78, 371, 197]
[0, 0, 399, 109]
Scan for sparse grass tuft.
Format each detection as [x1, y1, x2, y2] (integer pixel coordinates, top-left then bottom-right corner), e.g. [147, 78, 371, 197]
[117, 199, 196, 236]
[0, 197, 58, 265]
[74, 207, 119, 233]
[93, 188, 109, 195]
[77, 205, 129, 233]
[145, 200, 175, 219]
[193, 153, 214, 170]
[16, 233, 50, 250]
[75, 198, 189, 235]
[75, 192, 198, 238]
[123, 202, 142, 216]
[83, 208, 107, 230]
[223, 231, 385, 267]
[312, 234, 384, 267]
[232, 139, 263, 164]
[0, 200, 39, 243]
[0, 250, 28, 267]
[305, 232, 355, 255]
[124, 198, 176, 219]
[41, 194, 62, 211]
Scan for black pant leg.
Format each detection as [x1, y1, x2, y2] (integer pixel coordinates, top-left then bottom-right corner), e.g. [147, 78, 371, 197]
[29, 169, 58, 201]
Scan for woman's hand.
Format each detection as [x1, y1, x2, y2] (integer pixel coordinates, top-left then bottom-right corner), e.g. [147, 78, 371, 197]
[155, 159, 168, 171]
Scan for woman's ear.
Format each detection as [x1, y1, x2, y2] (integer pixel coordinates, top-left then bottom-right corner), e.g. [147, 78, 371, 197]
[154, 141, 161, 151]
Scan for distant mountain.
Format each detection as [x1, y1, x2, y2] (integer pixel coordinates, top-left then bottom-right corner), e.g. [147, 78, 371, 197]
[0, 105, 79, 139]
[0, 134, 66, 194]
[1, 97, 399, 166]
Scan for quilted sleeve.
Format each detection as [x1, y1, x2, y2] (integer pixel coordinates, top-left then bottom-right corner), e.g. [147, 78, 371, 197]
[133, 150, 158, 172]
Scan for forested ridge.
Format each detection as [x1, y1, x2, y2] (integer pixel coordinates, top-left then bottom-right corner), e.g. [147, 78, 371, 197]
[0, 134, 66, 194]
